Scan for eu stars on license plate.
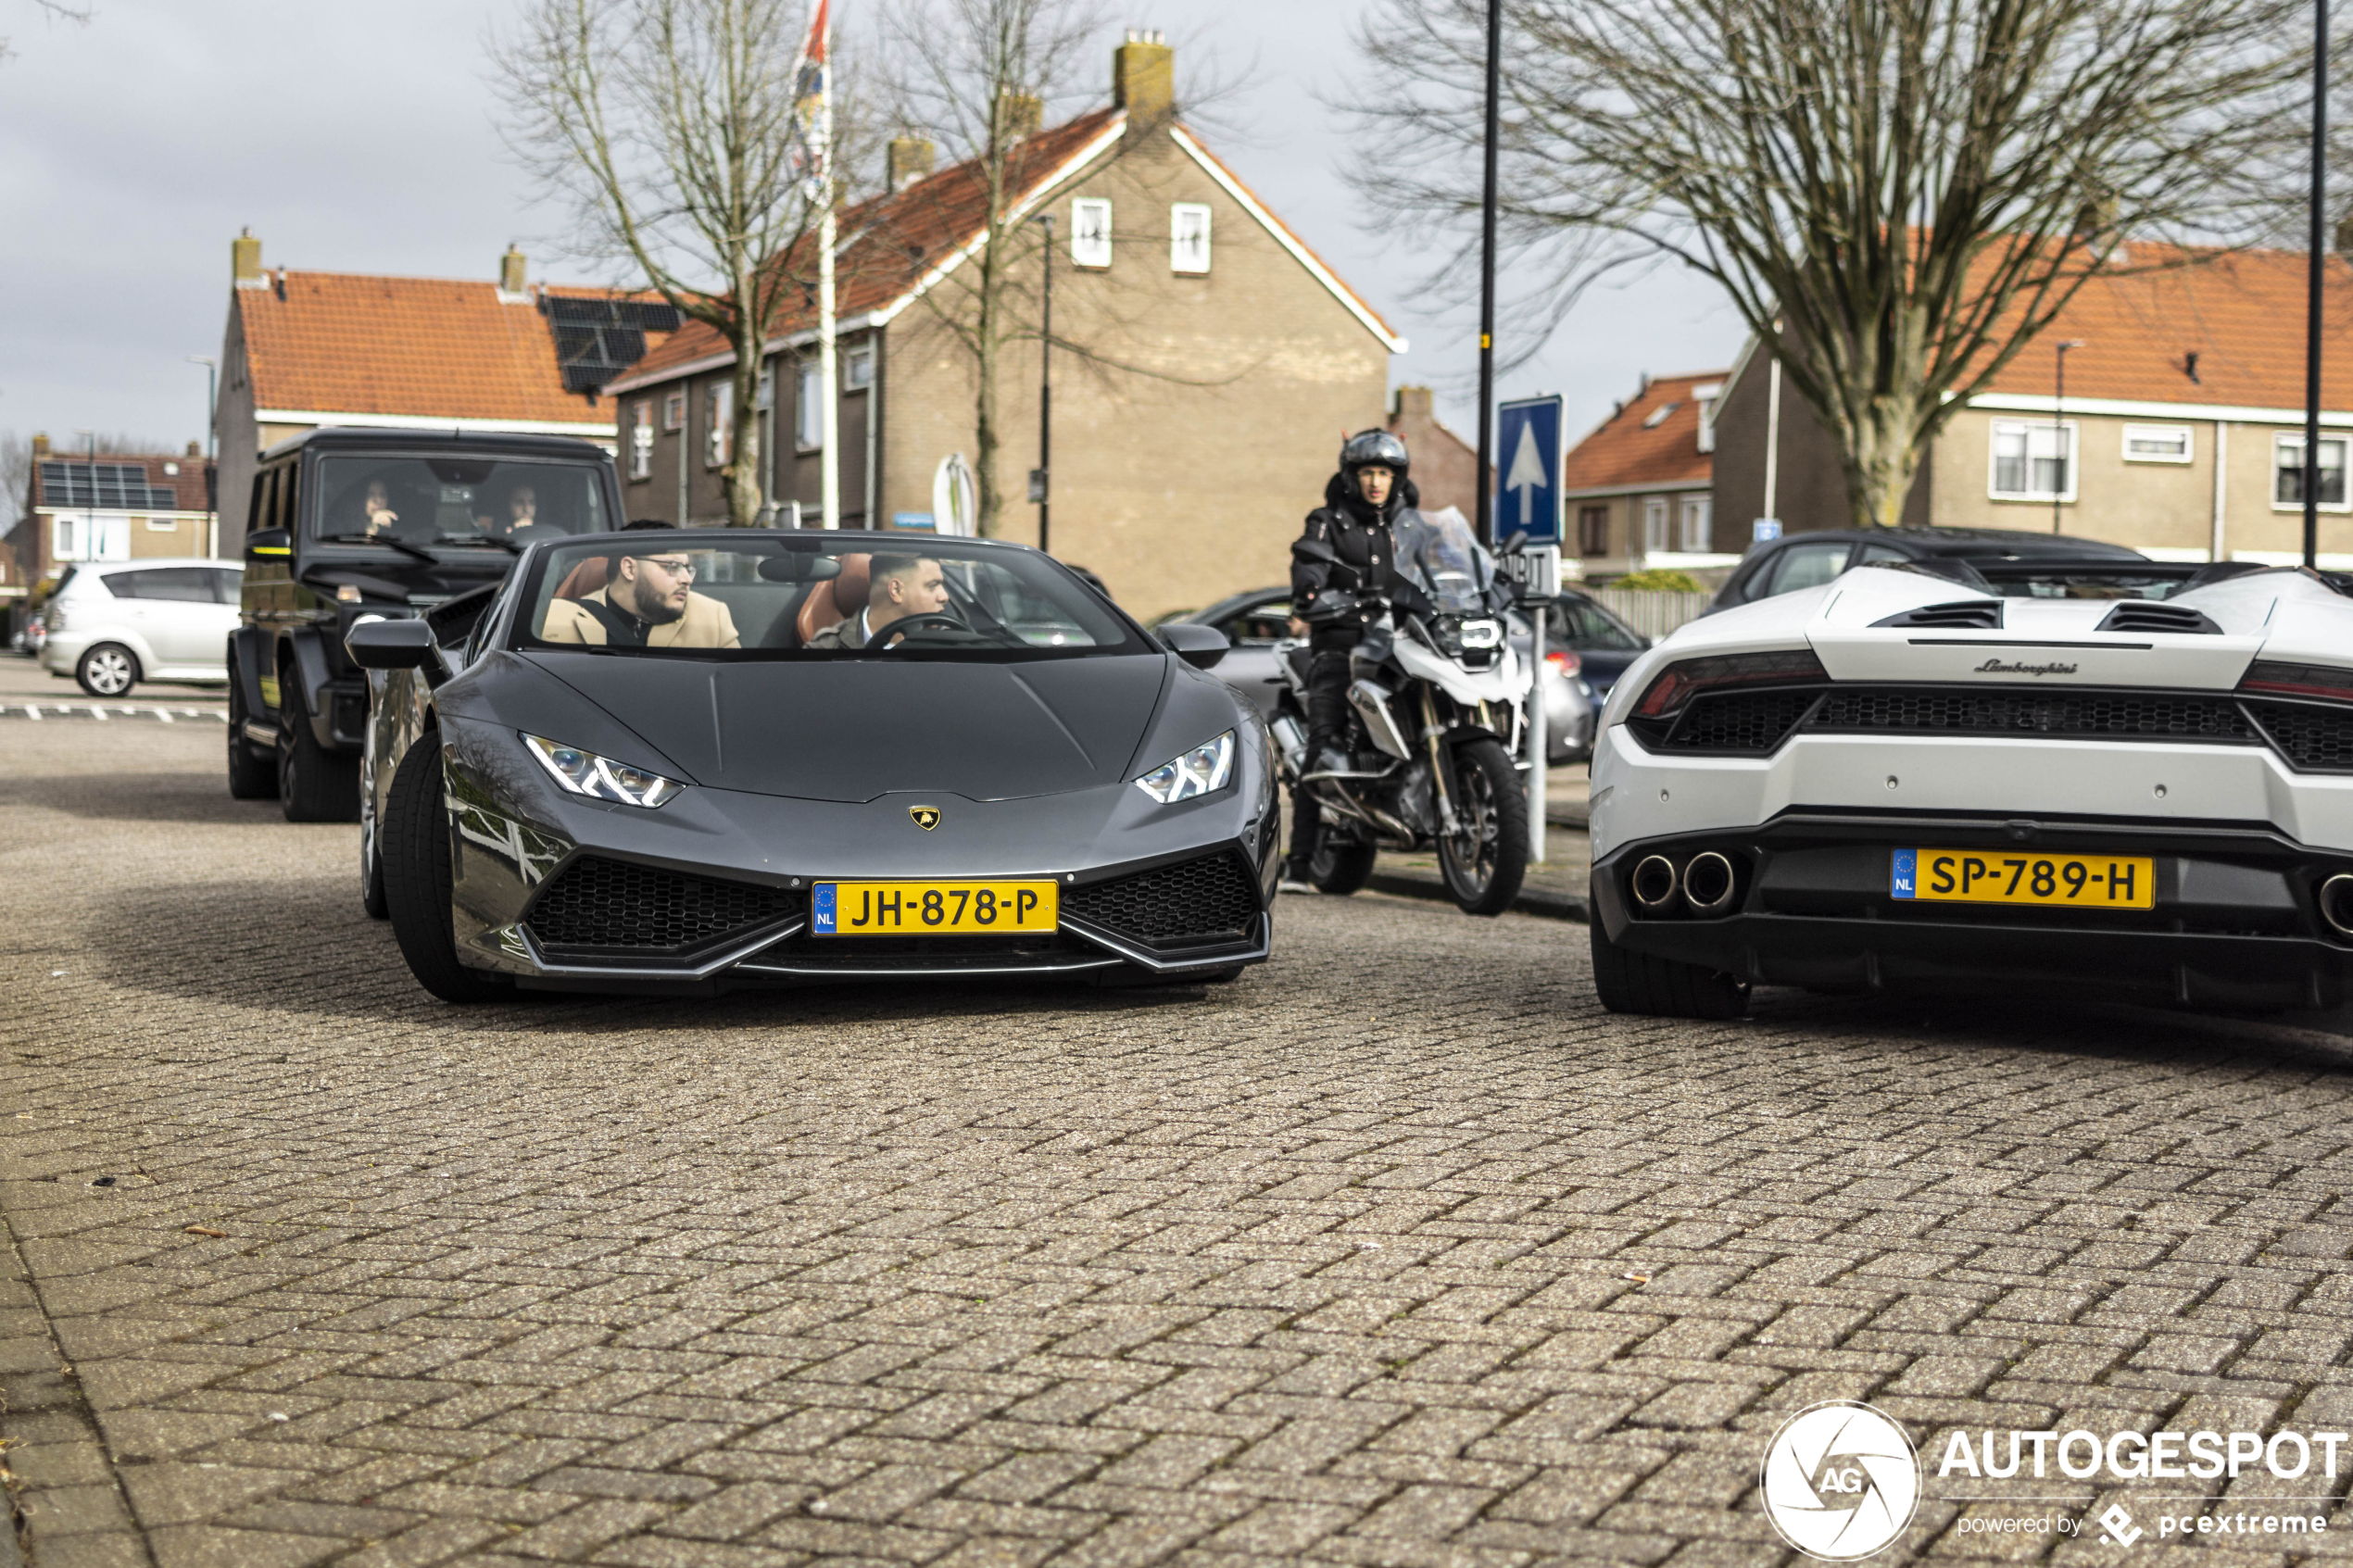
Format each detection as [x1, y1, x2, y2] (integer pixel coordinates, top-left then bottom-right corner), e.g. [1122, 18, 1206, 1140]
[812, 881, 1059, 935]
[1891, 848, 2155, 909]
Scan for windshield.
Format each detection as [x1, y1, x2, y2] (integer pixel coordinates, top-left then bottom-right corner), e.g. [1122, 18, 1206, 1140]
[1395, 506, 1496, 616]
[313, 457, 610, 548]
[514, 535, 1151, 659]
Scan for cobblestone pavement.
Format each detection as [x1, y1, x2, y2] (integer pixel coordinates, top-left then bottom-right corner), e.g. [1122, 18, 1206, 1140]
[12, 724, 2353, 1568]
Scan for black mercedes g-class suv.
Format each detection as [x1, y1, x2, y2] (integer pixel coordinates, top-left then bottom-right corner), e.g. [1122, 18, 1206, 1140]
[227, 428, 626, 820]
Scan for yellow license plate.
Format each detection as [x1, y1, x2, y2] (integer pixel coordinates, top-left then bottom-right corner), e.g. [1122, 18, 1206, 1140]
[1893, 849, 2155, 909]
[812, 881, 1058, 935]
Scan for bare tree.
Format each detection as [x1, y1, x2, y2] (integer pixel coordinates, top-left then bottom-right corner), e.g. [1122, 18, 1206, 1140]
[1352, 0, 2309, 530]
[496, 0, 864, 526]
[2, 0, 91, 65]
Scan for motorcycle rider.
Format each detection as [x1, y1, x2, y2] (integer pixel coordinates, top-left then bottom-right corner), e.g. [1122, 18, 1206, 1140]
[1280, 429, 1414, 890]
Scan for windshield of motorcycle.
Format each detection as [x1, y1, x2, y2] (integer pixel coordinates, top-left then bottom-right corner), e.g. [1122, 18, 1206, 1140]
[1396, 507, 1494, 616]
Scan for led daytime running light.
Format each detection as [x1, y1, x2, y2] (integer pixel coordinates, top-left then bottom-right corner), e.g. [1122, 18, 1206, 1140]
[522, 733, 685, 809]
[1635, 648, 1829, 718]
[1135, 730, 1236, 804]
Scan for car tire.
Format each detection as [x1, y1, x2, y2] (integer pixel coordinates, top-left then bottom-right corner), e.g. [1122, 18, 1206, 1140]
[1590, 920, 1749, 1019]
[383, 736, 510, 1004]
[75, 642, 137, 697]
[225, 653, 277, 800]
[1308, 840, 1377, 896]
[279, 674, 361, 823]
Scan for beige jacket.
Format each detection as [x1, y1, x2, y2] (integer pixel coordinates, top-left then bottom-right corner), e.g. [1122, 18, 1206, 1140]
[540, 588, 741, 649]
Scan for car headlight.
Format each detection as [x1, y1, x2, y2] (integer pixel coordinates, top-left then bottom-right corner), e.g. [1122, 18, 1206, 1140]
[1135, 730, 1235, 803]
[522, 733, 684, 809]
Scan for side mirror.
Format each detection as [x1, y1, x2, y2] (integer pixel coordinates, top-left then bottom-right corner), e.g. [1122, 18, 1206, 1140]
[346, 617, 435, 670]
[1158, 621, 1230, 671]
[245, 528, 291, 558]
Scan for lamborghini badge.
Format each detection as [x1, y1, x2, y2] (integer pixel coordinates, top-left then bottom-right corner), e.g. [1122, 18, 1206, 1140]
[909, 806, 941, 831]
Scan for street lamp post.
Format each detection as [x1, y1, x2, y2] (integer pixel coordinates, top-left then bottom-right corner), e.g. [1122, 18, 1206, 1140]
[1473, 0, 1502, 547]
[1031, 215, 1053, 556]
[73, 428, 99, 567]
[189, 356, 219, 557]
[2307, 0, 2329, 570]
[2053, 340, 2084, 534]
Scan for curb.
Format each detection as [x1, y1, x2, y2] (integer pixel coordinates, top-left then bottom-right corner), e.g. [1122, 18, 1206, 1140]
[1363, 871, 1590, 923]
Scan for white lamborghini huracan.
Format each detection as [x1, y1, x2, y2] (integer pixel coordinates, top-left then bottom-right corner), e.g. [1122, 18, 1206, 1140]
[1588, 561, 2353, 1017]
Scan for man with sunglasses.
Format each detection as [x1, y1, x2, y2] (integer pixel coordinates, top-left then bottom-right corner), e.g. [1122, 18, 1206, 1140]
[541, 543, 741, 648]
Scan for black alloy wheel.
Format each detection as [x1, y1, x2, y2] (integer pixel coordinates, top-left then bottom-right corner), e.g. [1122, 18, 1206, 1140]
[1589, 919, 1750, 1019]
[1437, 736, 1529, 916]
[359, 779, 389, 919]
[278, 671, 361, 822]
[382, 737, 510, 1003]
[75, 642, 137, 698]
[224, 650, 276, 799]
[1307, 837, 1378, 896]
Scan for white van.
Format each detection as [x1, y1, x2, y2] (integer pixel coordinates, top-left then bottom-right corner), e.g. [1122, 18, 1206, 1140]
[42, 558, 243, 696]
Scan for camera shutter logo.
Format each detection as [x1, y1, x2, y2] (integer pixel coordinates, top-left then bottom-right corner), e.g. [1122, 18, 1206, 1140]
[1759, 1401, 1921, 1561]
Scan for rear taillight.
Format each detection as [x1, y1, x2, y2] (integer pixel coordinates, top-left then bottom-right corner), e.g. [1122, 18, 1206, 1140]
[2240, 660, 2353, 702]
[1546, 649, 1582, 678]
[1634, 648, 1828, 719]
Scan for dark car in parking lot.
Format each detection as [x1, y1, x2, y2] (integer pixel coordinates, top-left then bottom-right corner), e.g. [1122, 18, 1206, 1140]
[1706, 525, 2176, 617]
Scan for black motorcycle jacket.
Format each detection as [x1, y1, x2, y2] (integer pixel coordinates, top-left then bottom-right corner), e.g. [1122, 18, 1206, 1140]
[1290, 474, 1416, 651]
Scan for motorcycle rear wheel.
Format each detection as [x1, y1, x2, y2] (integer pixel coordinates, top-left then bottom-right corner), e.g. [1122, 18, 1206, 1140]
[1438, 737, 1528, 916]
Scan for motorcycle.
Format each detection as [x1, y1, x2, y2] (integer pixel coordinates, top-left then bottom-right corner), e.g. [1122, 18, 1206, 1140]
[1272, 509, 1533, 915]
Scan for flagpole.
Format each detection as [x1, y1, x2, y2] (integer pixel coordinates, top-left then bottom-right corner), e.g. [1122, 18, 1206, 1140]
[815, 2, 840, 530]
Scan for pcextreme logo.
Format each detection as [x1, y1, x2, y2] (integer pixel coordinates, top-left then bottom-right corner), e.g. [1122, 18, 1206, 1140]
[1760, 1401, 1922, 1561]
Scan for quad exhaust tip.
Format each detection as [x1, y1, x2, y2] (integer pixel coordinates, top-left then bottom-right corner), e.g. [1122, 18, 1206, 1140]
[1630, 855, 1679, 910]
[2322, 873, 2353, 939]
[1682, 851, 1737, 916]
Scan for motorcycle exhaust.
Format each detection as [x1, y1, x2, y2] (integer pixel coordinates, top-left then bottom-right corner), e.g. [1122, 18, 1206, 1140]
[2321, 873, 2353, 939]
[1629, 855, 1680, 912]
[1270, 713, 1307, 777]
[1348, 679, 1413, 759]
[1681, 851, 1738, 917]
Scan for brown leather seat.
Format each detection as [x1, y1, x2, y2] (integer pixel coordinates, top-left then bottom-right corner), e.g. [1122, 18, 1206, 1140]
[796, 553, 871, 644]
[553, 558, 610, 601]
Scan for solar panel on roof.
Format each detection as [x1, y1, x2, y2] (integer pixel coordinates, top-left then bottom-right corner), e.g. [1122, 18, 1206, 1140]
[37, 461, 177, 510]
[541, 296, 683, 394]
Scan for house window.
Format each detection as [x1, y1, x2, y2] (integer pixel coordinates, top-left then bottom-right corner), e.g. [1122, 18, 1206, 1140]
[797, 361, 824, 450]
[662, 389, 685, 431]
[1170, 203, 1211, 273]
[2275, 434, 2349, 508]
[1578, 505, 1608, 556]
[1071, 198, 1112, 268]
[846, 345, 875, 390]
[629, 402, 653, 481]
[2122, 423, 2193, 464]
[1679, 495, 1712, 552]
[144, 515, 178, 532]
[1990, 419, 2078, 502]
[53, 514, 128, 562]
[704, 383, 733, 469]
[1642, 496, 1668, 554]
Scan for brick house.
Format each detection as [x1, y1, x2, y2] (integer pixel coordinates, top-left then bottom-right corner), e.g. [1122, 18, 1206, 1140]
[1385, 386, 1486, 519]
[1712, 243, 2353, 564]
[1562, 370, 1731, 580]
[213, 233, 674, 553]
[4, 435, 220, 601]
[605, 38, 1404, 621]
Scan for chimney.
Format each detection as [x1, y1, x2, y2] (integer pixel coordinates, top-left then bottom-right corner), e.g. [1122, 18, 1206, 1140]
[232, 227, 265, 289]
[499, 245, 528, 296]
[31, 433, 49, 457]
[1113, 30, 1173, 126]
[995, 90, 1042, 142]
[887, 136, 935, 193]
[1393, 386, 1434, 420]
[186, 440, 202, 458]
[2336, 214, 2353, 256]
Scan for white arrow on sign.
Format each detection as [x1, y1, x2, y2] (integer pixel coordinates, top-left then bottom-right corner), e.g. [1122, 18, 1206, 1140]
[1505, 419, 1549, 531]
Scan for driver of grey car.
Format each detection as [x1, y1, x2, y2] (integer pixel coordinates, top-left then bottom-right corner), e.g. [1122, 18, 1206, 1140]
[541, 545, 741, 649]
[807, 554, 950, 648]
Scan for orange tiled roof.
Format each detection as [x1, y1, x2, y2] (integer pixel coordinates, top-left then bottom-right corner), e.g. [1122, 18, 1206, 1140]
[238, 271, 671, 426]
[1560, 371, 1725, 493]
[1966, 242, 2353, 409]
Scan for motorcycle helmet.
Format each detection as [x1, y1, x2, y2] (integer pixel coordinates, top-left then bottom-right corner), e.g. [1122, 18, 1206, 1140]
[1339, 430, 1411, 496]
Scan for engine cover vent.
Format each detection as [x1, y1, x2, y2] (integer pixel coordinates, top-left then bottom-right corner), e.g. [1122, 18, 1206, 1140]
[1871, 600, 2004, 630]
[2095, 601, 2222, 635]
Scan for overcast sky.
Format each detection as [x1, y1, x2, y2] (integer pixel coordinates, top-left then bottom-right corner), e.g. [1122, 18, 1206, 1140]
[0, 0, 1742, 468]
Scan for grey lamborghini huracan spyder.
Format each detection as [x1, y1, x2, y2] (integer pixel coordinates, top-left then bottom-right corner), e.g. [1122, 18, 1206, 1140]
[348, 529, 1277, 1000]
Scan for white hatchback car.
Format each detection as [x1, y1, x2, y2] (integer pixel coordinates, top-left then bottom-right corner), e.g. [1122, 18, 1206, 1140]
[42, 558, 243, 697]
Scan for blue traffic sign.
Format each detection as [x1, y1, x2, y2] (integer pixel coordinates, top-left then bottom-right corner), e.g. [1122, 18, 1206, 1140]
[1496, 396, 1562, 545]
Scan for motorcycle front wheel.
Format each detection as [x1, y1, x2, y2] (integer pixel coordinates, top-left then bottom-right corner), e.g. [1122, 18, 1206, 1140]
[1438, 737, 1529, 916]
[1309, 836, 1378, 895]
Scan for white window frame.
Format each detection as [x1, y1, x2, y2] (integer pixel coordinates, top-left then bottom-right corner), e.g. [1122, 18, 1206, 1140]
[662, 389, 685, 432]
[1170, 202, 1211, 274]
[2120, 422, 2194, 464]
[1988, 418, 2080, 503]
[2273, 433, 2352, 512]
[1071, 198, 1113, 269]
[1642, 496, 1669, 554]
[144, 515, 178, 533]
[703, 383, 733, 469]
[53, 513, 129, 562]
[845, 344, 875, 390]
[1678, 495, 1712, 553]
[796, 360, 824, 450]
[629, 402, 653, 481]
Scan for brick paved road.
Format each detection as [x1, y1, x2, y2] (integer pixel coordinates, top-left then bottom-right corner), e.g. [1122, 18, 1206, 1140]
[11, 724, 2353, 1568]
